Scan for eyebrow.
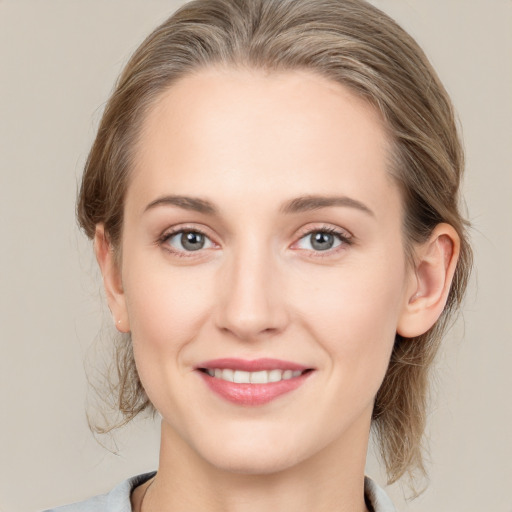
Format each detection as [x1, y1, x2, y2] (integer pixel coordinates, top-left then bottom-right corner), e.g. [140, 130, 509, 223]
[144, 195, 218, 215]
[144, 194, 374, 217]
[280, 195, 375, 217]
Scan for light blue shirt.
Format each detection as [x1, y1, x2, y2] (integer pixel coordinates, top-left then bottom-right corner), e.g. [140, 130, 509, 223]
[44, 472, 397, 511]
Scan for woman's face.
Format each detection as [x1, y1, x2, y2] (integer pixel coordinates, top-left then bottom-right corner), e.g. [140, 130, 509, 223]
[116, 68, 416, 474]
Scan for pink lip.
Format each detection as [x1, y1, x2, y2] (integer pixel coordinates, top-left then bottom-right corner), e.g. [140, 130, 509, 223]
[196, 358, 309, 372]
[196, 358, 313, 406]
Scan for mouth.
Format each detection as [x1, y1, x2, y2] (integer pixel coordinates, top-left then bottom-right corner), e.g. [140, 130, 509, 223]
[198, 368, 308, 383]
[195, 358, 314, 406]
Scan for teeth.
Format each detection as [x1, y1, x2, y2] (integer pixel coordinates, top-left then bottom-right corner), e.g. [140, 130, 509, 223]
[204, 368, 304, 383]
[221, 368, 234, 382]
[268, 369, 282, 382]
[250, 370, 268, 384]
[233, 370, 251, 383]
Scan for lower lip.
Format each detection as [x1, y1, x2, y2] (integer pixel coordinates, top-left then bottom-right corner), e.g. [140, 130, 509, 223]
[198, 371, 312, 406]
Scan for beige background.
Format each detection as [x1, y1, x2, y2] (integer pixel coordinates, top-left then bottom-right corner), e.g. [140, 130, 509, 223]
[1, 1, 511, 511]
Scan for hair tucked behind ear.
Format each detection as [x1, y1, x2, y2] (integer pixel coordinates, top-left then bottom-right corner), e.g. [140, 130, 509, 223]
[78, 0, 472, 491]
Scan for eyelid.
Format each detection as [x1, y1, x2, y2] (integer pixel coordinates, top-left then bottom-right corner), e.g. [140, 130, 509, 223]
[295, 223, 353, 241]
[156, 222, 353, 258]
[157, 224, 219, 256]
[291, 224, 354, 256]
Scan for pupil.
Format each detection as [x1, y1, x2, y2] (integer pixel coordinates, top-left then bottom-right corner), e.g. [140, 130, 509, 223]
[181, 231, 204, 251]
[311, 232, 333, 251]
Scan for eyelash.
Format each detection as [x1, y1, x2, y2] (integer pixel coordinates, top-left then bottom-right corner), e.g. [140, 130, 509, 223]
[157, 225, 353, 258]
[157, 226, 216, 259]
[294, 226, 353, 258]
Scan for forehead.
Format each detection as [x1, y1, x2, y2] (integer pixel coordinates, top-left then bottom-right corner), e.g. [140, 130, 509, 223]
[129, 67, 399, 220]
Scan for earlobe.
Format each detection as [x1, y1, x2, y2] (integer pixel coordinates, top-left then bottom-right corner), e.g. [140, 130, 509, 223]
[94, 225, 130, 333]
[397, 223, 460, 338]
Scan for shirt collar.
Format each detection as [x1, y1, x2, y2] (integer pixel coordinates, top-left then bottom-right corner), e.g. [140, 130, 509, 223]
[364, 476, 397, 512]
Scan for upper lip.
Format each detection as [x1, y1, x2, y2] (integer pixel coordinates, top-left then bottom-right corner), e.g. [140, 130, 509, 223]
[196, 358, 310, 372]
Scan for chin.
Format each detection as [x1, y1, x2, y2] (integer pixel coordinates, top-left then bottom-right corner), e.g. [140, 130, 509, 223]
[188, 425, 317, 476]
[204, 447, 303, 476]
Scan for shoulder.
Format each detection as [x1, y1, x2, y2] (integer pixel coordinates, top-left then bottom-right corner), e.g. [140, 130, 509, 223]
[42, 472, 156, 512]
[364, 476, 397, 512]
[44, 472, 392, 512]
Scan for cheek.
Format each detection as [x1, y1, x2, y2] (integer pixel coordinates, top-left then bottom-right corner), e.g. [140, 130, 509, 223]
[121, 262, 218, 418]
[122, 258, 215, 363]
[293, 255, 407, 373]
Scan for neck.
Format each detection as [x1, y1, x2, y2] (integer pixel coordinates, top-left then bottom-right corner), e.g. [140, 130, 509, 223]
[139, 418, 371, 512]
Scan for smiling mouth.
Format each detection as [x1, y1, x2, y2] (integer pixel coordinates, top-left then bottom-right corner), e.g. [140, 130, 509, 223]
[196, 358, 314, 405]
[198, 368, 310, 384]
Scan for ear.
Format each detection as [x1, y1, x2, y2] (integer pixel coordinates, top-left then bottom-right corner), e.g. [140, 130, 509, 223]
[397, 223, 460, 338]
[94, 224, 130, 333]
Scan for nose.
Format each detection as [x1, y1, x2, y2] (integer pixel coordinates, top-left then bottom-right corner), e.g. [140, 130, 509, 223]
[215, 242, 289, 341]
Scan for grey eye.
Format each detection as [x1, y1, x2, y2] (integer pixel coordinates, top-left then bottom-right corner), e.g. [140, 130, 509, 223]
[166, 230, 213, 252]
[181, 231, 205, 251]
[310, 232, 335, 251]
[296, 231, 343, 252]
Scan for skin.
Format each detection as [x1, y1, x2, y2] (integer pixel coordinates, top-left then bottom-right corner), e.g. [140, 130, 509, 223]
[95, 67, 459, 512]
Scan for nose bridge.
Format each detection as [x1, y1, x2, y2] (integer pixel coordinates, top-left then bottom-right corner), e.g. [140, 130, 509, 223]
[216, 234, 286, 340]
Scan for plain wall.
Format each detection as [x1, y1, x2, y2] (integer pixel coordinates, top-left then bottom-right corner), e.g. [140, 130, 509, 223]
[1, 1, 511, 511]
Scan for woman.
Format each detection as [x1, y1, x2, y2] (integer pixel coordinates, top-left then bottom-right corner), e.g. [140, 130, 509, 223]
[47, 0, 471, 510]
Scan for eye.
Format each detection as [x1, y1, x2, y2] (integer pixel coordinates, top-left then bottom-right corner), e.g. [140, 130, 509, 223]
[295, 228, 350, 252]
[163, 229, 215, 253]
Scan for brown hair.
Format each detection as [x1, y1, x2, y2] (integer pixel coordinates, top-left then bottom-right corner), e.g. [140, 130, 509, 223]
[78, 0, 472, 489]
